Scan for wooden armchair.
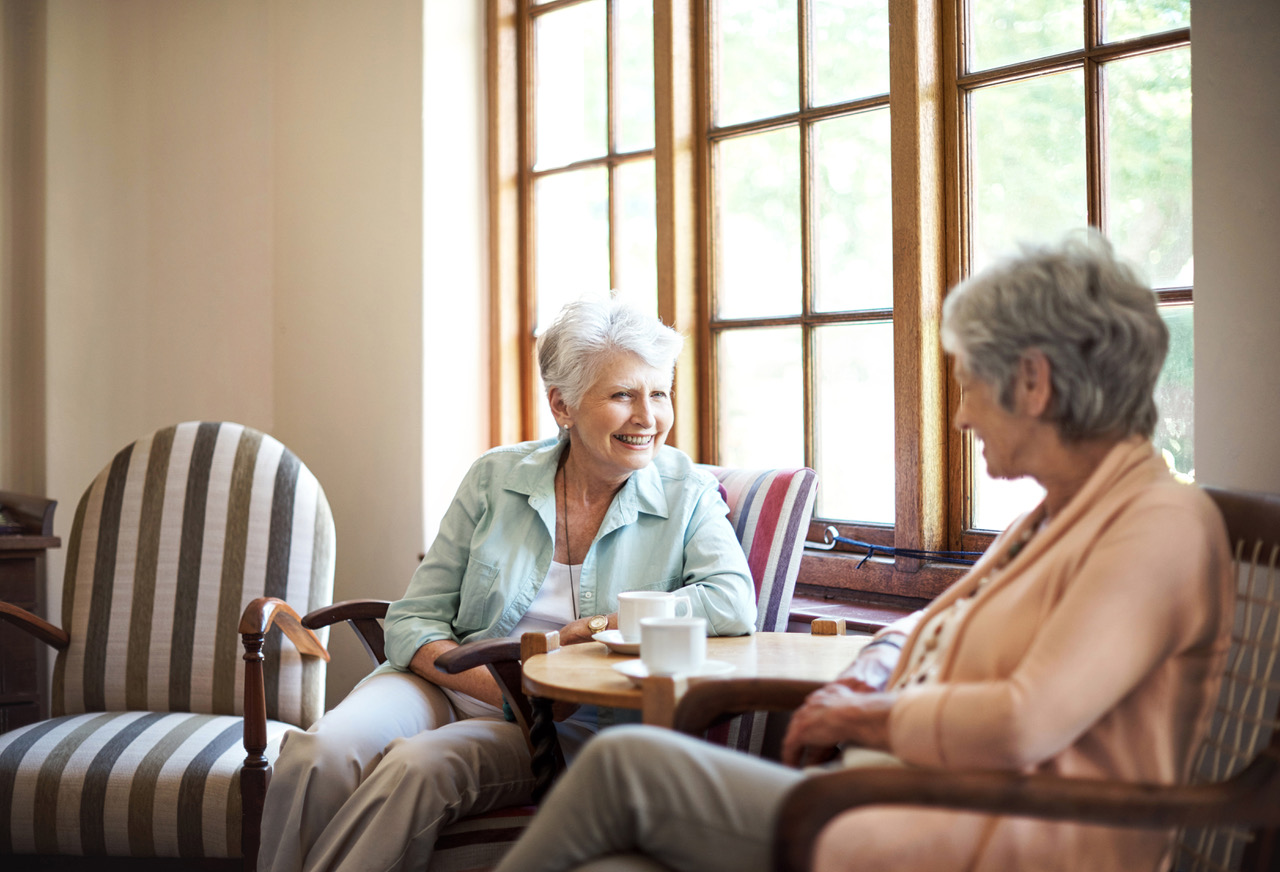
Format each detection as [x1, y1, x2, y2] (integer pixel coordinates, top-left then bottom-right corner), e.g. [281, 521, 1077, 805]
[675, 486, 1280, 872]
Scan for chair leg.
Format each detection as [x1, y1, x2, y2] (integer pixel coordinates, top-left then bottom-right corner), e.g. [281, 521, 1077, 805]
[241, 764, 269, 872]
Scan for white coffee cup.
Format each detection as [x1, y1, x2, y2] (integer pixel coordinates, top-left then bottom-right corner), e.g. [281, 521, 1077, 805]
[618, 590, 693, 642]
[640, 616, 707, 676]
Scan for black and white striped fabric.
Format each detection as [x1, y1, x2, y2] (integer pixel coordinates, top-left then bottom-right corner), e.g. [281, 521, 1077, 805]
[0, 421, 334, 858]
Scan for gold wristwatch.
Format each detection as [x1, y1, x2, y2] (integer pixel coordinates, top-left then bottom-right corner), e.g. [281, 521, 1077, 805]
[587, 614, 609, 634]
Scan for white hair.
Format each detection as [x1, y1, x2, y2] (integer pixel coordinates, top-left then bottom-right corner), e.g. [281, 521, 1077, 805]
[941, 230, 1169, 442]
[537, 296, 684, 409]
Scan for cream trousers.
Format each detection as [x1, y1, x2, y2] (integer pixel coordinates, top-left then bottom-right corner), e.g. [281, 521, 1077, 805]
[258, 669, 592, 872]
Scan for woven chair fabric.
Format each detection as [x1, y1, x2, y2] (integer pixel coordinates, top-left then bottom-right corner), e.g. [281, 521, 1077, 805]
[0, 711, 292, 857]
[51, 421, 335, 729]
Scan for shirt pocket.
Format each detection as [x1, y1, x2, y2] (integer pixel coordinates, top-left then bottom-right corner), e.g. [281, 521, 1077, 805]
[455, 558, 502, 631]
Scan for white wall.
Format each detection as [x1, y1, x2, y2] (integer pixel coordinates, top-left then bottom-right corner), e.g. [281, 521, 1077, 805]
[15, 0, 431, 706]
[1193, 0, 1280, 494]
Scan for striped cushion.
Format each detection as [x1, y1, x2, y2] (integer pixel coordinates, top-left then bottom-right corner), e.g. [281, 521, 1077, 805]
[52, 421, 335, 729]
[0, 711, 291, 857]
[700, 466, 818, 757]
[428, 807, 536, 872]
[701, 466, 817, 633]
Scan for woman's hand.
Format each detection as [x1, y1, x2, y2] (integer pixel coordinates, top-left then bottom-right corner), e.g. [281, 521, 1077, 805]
[781, 683, 898, 768]
[558, 614, 617, 646]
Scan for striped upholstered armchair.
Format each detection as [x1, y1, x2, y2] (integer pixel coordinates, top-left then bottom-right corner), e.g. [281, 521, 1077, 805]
[0, 422, 335, 868]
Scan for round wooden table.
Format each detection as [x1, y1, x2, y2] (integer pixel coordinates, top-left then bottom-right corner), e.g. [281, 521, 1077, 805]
[522, 632, 870, 725]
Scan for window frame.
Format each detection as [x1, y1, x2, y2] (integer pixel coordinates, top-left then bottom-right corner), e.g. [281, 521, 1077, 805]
[487, 0, 1192, 609]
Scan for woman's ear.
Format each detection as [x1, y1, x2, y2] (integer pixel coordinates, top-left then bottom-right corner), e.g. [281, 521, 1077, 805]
[548, 387, 573, 429]
[1016, 349, 1053, 418]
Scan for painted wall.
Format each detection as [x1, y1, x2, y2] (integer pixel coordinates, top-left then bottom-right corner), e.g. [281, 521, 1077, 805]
[1193, 0, 1280, 494]
[2, 0, 431, 706]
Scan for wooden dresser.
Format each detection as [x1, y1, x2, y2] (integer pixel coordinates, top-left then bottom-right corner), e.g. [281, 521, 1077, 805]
[0, 491, 59, 733]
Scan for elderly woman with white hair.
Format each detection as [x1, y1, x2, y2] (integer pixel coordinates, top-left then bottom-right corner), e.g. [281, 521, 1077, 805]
[257, 297, 757, 872]
[492, 232, 1233, 872]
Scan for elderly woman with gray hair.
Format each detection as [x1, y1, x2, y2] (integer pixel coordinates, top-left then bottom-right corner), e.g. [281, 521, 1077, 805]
[494, 232, 1233, 872]
[258, 297, 757, 872]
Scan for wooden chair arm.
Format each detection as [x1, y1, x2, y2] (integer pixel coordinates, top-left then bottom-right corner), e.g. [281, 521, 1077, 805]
[0, 600, 70, 650]
[434, 638, 522, 674]
[774, 752, 1280, 872]
[302, 598, 390, 665]
[673, 677, 824, 737]
[239, 596, 329, 660]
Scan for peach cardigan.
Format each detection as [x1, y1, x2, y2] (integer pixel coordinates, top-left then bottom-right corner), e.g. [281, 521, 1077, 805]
[829, 439, 1234, 871]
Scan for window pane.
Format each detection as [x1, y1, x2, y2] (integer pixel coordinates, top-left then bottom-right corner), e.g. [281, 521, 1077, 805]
[815, 323, 895, 523]
[536, 1, 606, 169]
[814, 109, 892, 312]
[968, 0, 1081, 72]
[615, 158, 658, 311]
[716, 327, 804, 469]
[969, 71, 1087, 273]
[615, 0, 655, 153]
[1153, 304, 1194, 479]
[812, 0, 888, 106]
[716, 0, 798, 127]
[971, 443, 1046, 532]
[715, 127, 801, 319]
[1104, 48, 1192, 288]
[535, 168, 610, 331]
[1104, 0, 1189, 44]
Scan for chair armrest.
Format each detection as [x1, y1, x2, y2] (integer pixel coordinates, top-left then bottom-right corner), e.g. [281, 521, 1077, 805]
[0, 600, 70, 650]
[434, 638, 522, 674]
[240, 596, 330, 660]
[774, 753, 1280, 872]
[303, 598, 390, 666]
[673, 677, 824, 737]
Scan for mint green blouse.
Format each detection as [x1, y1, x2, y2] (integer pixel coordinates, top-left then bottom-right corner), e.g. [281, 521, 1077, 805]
[376, 437, 756, 676]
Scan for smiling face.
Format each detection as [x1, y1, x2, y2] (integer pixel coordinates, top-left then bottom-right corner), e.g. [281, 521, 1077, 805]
[952, 356, 1038, 481]
[552, 351, 674, 487]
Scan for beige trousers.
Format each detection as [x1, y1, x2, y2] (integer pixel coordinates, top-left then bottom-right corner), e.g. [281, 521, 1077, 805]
[258, 670, 592, 872]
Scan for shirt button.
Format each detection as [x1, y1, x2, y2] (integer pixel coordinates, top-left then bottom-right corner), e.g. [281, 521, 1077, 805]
[582, 591, 593, 599]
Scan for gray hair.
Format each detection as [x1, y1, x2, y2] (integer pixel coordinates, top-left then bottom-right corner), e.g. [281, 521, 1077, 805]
[940, 230, 1169, 442]
[538, 297, 684, 409]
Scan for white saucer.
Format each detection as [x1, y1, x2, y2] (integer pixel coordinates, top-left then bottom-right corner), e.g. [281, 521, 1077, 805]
[612, 659, 735, 686]
[593, 629, 640, 655]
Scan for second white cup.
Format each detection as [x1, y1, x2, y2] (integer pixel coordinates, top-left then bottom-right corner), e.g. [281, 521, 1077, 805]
[618, 590, 692, 642]
[640, 616, 707, 676]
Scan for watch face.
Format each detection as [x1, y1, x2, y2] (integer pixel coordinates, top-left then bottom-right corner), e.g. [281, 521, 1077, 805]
[589, 616, 607, 632]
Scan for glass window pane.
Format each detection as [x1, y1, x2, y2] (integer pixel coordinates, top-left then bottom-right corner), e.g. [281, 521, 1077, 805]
[814, 109, 893, 312]
[969, 71, 1087, 273]
[536, 1, 606, 169]
[812, 0, 888, 106]
[715, 127, 801, 319]
[968, 0, 1081, 72]
[815, 323, 895, 523]
[716, 0, 798, 127]
[1153, 304, 1194, 479]
[1104, 0, 1189, 44]
[615, 0, 655, 153]
[535, 168, 610, 331]
[716, 327, 804, 469]
[1104, 48, 1192, 288]
[615, 159, 658, 312]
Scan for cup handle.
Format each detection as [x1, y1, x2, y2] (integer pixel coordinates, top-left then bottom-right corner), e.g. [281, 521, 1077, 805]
[674, 594, 692, 619]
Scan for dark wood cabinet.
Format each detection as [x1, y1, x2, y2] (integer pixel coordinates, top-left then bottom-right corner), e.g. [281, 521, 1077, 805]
[0, 491, 59, 733]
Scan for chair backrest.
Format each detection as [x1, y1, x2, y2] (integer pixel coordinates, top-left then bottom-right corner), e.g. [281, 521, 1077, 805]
[699, 466, 818, 633]
[1175, 486, 1280, 872]
[696, 466, 818, 756]
[52, 421, 335, 729]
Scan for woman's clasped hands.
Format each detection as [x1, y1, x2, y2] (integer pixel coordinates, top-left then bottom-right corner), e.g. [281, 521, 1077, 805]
[781, 682, 898, 768]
